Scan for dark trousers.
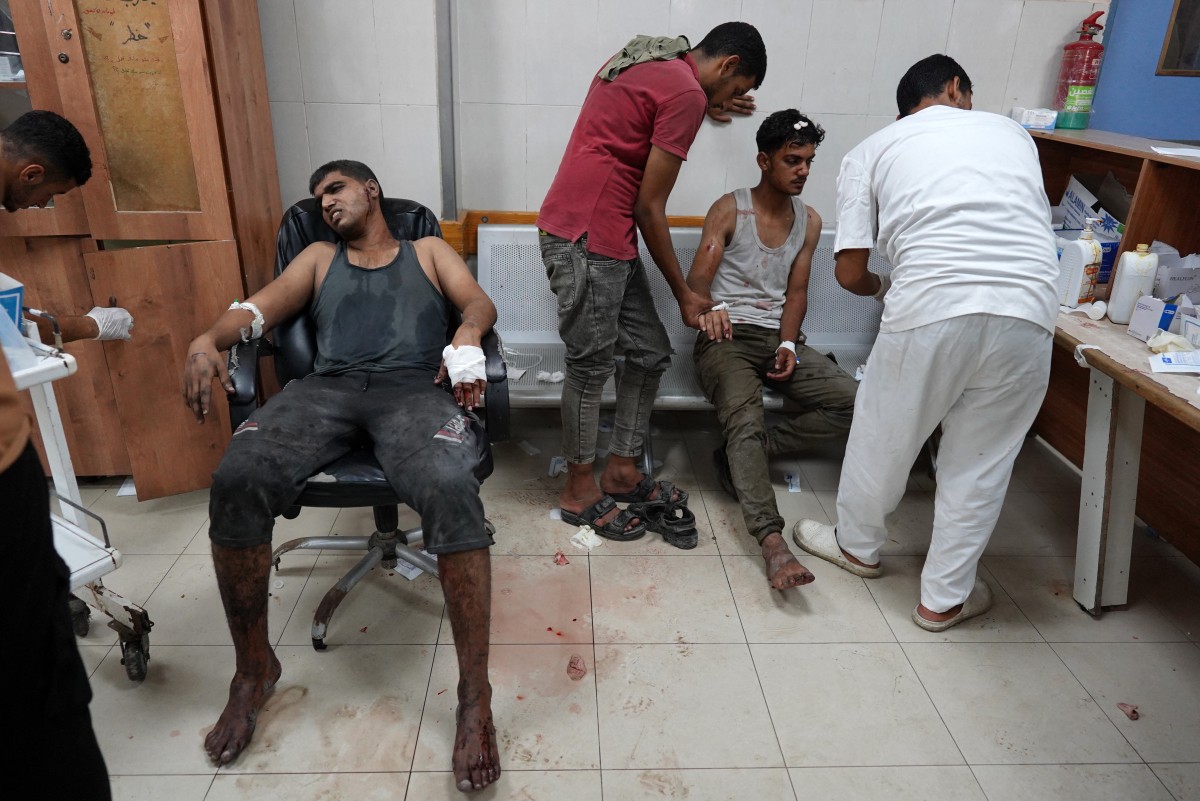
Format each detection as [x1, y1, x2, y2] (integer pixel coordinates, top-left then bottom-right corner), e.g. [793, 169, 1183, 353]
[0, 442, 111, 799]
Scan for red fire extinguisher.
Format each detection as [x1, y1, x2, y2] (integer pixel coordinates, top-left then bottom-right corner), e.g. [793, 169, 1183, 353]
[1053, 11, 1105, 130]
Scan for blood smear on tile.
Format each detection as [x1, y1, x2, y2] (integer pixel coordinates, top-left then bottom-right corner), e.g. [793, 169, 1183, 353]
[567, 654, 587, 681]
[1117, 702, 1139, 720]
[553, 550, 570, 565]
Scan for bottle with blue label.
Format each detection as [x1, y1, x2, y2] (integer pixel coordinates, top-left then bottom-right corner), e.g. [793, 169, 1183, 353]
[1056, 217, 1104, 307]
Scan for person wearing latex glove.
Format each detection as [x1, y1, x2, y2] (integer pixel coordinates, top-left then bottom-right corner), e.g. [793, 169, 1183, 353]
[0, 110, 113, 800]
[687, 110, 857, 592]
[26, 305, 134, 345]
[793, 56, 1059, 634]
[181, 160, 502, 793]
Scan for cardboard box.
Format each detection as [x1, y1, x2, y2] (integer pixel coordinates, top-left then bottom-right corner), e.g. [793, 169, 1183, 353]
[1182, 313, 1200, 348]
[0, 272, 23, 328]
[1127, 296, 1181, 342]
[1060, 173, 1129, 236]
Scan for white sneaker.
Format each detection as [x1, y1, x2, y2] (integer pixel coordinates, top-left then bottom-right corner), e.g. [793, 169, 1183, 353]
[791, 519, 881, 578]
[911, 576, 994, 632]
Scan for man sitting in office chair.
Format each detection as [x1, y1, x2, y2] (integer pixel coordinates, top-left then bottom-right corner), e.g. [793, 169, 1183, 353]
[182, 160, 501, 792]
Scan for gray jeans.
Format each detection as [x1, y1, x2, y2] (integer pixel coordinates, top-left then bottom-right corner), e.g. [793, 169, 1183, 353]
[540, 232, 673, 463]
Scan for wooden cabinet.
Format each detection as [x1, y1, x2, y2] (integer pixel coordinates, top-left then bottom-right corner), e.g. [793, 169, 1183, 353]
[0, 0, 281, 498]
[1031, 129, 1200, 562]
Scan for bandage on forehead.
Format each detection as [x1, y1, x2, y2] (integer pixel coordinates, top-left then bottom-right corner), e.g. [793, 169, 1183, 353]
[442, 344, 487, 385]
[229, 300, 264, 342]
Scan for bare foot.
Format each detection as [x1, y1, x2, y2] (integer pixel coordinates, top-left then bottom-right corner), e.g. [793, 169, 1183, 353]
[916, 602, 963, 623]
[761, 532, 815, 590]
[453, 684, 500, 792]
[204, 653, 282, 765]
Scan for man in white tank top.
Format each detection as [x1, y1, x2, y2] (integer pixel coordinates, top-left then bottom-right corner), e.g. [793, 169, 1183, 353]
[688, 110, 858, 591]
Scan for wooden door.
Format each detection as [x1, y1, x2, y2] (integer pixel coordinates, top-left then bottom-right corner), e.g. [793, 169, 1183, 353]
[86, 240, 241, 498]
[0, 0, 90, 237]
[0, 235, 129, 474]
[36, 0, 233, 241]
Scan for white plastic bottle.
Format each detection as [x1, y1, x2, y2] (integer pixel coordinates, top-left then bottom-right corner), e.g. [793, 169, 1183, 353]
[1057, 217, 1104, 307]
[1106, 243, 1159, 325]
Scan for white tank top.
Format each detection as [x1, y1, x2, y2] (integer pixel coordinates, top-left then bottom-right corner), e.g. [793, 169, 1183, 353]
[709, 187, 808, 329]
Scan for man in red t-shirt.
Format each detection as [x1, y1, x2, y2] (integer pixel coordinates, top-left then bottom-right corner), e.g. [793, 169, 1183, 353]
[537, 22, 766, 546]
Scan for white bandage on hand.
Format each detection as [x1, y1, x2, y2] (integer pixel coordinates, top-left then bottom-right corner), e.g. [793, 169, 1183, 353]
[442, 344, 487, 385]
[872, 273, 892, 302]
[86, 306, 134, 340]
[777, 340, 796, 355]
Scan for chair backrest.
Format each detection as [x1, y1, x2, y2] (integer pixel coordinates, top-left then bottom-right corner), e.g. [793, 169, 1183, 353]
[272, 196, 445, 385]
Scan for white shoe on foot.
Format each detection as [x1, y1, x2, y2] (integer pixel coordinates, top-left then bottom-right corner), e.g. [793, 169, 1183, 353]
[791, 519, 881, 578]
[911, 576, 994, 632]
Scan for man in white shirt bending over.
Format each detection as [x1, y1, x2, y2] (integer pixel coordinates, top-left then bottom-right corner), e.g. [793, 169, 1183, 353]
[794, 55, 1059, 631]
[688, 109, 857, 591]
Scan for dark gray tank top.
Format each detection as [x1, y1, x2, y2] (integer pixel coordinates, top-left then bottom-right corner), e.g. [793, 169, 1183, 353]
[311, 240, 449, 376]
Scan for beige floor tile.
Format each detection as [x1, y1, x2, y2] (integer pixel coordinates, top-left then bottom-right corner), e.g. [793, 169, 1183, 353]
[89, 645, 249, 775]
[74, 554, 178, 645]
[814, 490, 936, 556]
[1150, 763, 1200, 801]
[278, 554, 443, 647]
[724, 553, 895, 643]
[603, 767, 797, 800]
[1137, 557, 1200, 642]
[1053, 642, 1200, 763]
[79, 643, 114, 675]
[108, 775, 214, 801]
[217, 644, 435, 774]
[590, 555, 743, 643]
[413, 644, 601, 772]
[788, 766, 986, 800]
[478, 488, 582, 556]
[207, 772, 407, 800]
[972, 764, 1176, 801]
[484, 435, 569, 491]
[864, 558, 1043, 643]
[87, 488, 211, 555]
[1008, 437, 1083, 494]
[984, 557, 1189, 643]
[595, 643, 782, 769]
[753, 642, 961, 767]
[407, 769, 602, 800]
[144, 554, 313, 646]
[902, 642, 1141, 764]
[439, 554, 592, 646]
[703, 489, 831, 556]
[983, 493, 1081, 557]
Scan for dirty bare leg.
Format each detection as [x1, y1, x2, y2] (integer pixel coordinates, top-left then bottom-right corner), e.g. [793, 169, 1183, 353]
[760, 532, 815, 590]
[205, 542, 281, 765]
[440, 547, 500, 792]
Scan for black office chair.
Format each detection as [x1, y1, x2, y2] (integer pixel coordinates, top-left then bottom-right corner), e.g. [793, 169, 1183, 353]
[226, 196, 508, 650]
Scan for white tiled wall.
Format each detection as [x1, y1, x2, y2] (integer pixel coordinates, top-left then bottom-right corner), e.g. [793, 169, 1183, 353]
[257, 0, 1109, 223]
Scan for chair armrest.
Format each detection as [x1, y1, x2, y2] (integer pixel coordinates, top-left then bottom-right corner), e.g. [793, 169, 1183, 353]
[481, 329, 509, 443]
[227, 339, 273, 432]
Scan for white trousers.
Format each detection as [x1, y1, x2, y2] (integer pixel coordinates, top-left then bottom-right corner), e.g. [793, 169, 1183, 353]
[836, 314, 1051, 612]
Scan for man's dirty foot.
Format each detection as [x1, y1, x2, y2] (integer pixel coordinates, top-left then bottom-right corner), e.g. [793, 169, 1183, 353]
[761, 532, 815, 590]
[453, 684, 500, 792]
[204, 654, 282, 765]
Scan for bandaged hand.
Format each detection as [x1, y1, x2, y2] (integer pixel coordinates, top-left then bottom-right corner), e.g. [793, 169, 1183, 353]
[86, 306, 134, 340]
[441, 344, 487, 410]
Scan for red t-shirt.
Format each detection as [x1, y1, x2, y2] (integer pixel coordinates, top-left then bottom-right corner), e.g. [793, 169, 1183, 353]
[536, 54, 707, 261]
